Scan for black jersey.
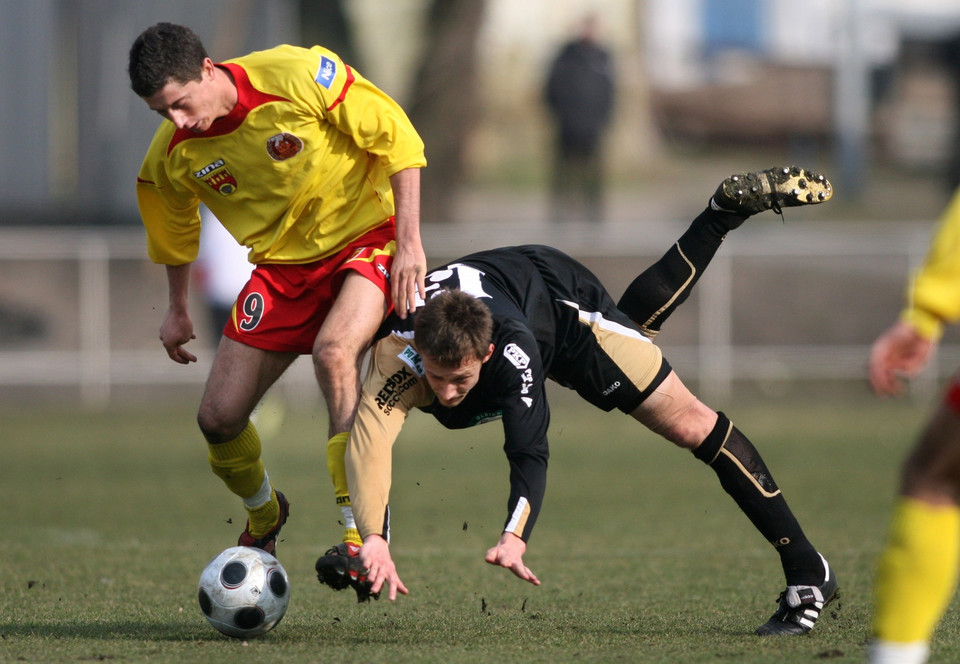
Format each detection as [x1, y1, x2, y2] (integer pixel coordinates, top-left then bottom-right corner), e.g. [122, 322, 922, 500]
[348, 245, 668, 543]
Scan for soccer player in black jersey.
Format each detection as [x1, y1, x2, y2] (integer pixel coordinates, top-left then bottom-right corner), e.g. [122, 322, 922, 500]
[320, 166, 837, 636]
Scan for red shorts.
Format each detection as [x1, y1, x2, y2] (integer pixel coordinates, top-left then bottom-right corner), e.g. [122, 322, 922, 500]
[223, 220, 395, 354]
[946, 376, 960, 413]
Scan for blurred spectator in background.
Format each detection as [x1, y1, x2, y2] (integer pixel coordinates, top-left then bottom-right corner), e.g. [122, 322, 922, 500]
[544, 14, 615, 223]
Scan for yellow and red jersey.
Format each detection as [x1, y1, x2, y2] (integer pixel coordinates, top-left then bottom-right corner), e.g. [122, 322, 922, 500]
[903, 188, 960, 340]
[136, 44, 426, 266]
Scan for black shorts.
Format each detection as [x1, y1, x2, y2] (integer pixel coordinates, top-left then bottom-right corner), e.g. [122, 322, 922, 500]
[518, 246, 672, 414]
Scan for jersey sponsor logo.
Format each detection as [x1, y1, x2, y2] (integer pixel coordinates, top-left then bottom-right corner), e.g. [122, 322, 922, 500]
[503, 343, 529, 369]
[265, 133, 303, 161]
[315, 56, 337, 89]
[195, 159, 238, 196]
[375, 366, 419, 415]
[193, 159, 225, 178]
[467, 410, 502, 426]
[602, 380, 621, 396]
[397, 345, 424, 376]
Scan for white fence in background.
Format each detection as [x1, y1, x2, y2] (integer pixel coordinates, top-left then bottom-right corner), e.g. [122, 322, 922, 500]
[0, 221, 956, 409]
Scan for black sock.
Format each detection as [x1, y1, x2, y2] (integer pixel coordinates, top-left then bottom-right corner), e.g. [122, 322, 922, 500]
[617, 207, 743, 337]
[693, 412, 824, 586]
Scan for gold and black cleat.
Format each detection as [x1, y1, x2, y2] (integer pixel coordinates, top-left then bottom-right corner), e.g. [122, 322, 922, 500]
[711, 165, 832, 217]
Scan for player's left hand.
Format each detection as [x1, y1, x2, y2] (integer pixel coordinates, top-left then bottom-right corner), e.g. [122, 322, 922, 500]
[390, 242, 426, 319]
[360, 535, 409, 601]
[485, 532, 541, 586]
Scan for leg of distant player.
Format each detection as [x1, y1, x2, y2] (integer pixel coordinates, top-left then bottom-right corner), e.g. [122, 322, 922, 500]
[198, 337, 297, 542]
[314, 272, 391, 548]
[550, 139, 577, 223]
[869, 396, 960, 664]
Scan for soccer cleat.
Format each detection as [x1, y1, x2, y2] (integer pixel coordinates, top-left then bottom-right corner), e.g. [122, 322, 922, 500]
[755, 554, 838, 636]
[710, 166, 832, 217]
[315, 542, 379, 603]
[237, 490, 290, 556]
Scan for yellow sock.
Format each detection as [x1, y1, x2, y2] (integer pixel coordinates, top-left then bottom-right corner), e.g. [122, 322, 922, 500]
[246, 488, 280, 538]
[326, 432, 361, 545]
[872, 497, 960, 644]
[342, 527, 362, 547]
[208, 422, 278, 537]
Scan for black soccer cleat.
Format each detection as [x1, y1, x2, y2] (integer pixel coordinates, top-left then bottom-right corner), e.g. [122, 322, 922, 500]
[711, 165, 832, 218]
[755, 554, 838, 636]
[315, 542, 379, 603]
[237, 490, 290, 556]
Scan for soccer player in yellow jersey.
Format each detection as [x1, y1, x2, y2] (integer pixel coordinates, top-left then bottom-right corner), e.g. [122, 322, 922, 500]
[868, 190, 960, 664]
[128, 23, 427, 561]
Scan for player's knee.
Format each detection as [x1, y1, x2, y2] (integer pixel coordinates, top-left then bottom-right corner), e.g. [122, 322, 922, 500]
[312, 337, 354, 376]
[197, 401, 247, 444]
[644, 399, 716, 450]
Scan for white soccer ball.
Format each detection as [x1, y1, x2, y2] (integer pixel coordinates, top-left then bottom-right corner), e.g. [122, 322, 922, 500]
[197, 546, 290, 638]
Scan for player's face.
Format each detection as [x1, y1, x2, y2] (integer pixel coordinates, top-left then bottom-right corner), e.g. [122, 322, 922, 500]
[422, 345, 494, 408]
[144, 59, 226, 133]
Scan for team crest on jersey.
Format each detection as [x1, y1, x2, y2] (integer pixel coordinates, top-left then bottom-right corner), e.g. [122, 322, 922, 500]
[195, 159, 238, 196]
[315, 56, 337, 89]
[502, 343, 530, 369]
[266, 133, 303, 161]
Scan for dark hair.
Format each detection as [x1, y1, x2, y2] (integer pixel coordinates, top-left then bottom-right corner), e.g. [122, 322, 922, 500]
[414, 290, 493, 367]
[128, 23, 208, 97]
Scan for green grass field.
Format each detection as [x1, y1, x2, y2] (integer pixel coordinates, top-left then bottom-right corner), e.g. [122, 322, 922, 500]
[3, 388, 959, 663]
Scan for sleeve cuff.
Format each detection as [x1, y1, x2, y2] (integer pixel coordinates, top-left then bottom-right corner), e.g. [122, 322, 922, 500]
[901, 307, 945, 341]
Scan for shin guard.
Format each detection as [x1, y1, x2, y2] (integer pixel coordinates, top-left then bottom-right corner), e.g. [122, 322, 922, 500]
[208, 421, 266, 499]
[694, 412, 821, 585]
[873, 497, 960, 645]
[617, 208, 742, 338]
[327, 432, 361, 545]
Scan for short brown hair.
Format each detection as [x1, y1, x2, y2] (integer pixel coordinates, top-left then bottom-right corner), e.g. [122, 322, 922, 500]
[414, 290, 493, 367]
[128, 23, 208, 97]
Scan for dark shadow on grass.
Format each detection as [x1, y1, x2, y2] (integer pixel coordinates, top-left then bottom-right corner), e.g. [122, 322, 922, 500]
[0, 621, 242, 642]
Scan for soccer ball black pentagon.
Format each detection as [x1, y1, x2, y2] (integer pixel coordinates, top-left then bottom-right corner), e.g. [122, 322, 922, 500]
[197, 546, 290, 638]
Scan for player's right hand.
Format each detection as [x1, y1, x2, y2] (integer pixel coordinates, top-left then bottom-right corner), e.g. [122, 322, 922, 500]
[869, 320, 935, 396]
[361, 535, 408, 601]
[485, 532, 541, 586]
[159, 309, 198, 364]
